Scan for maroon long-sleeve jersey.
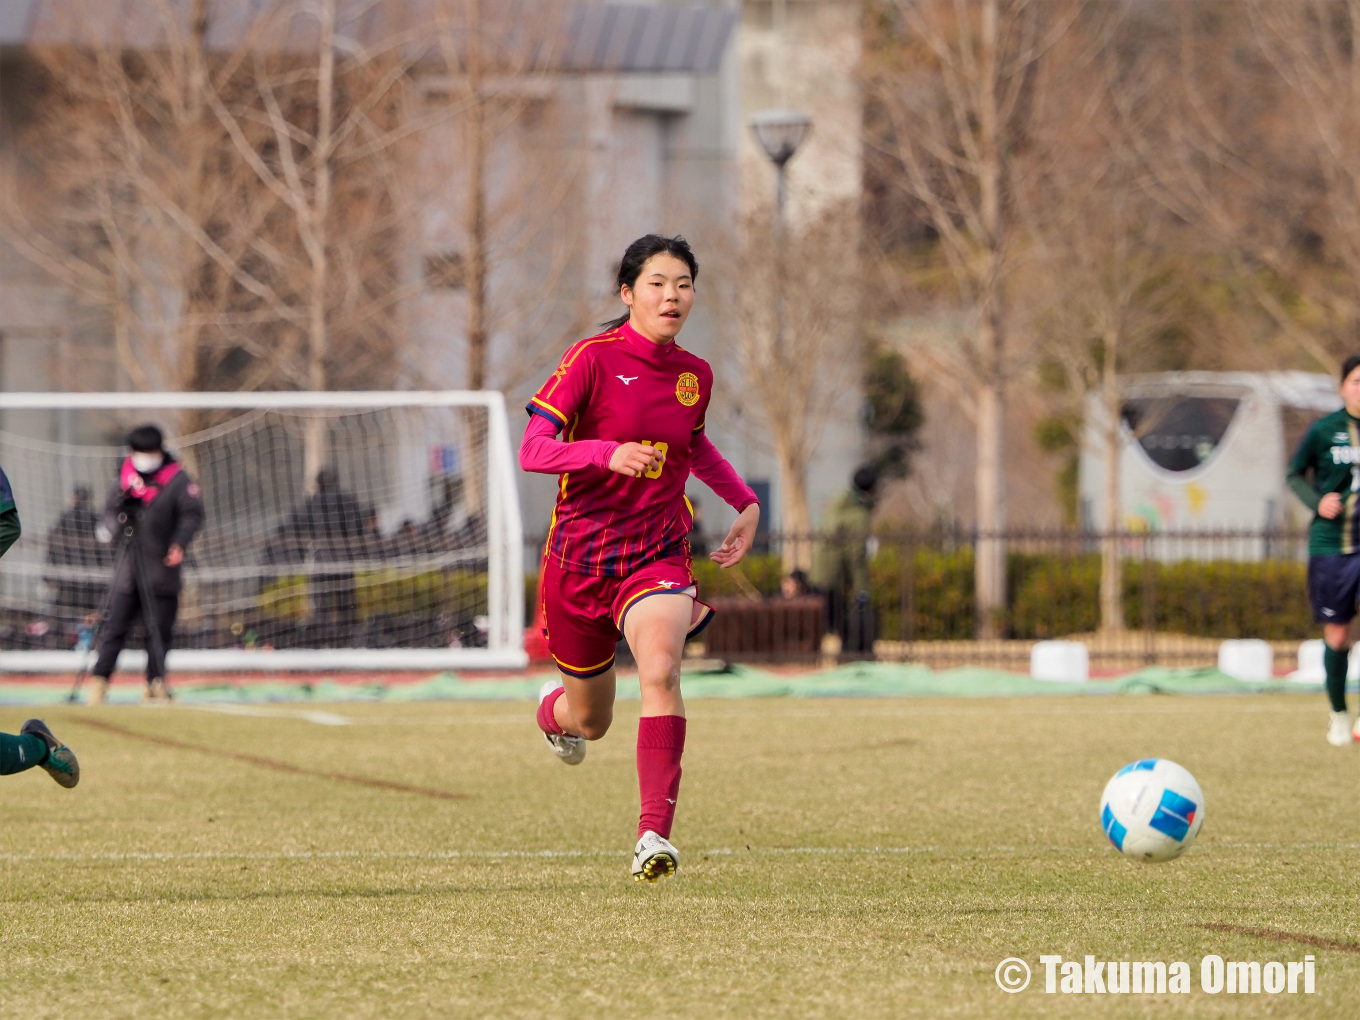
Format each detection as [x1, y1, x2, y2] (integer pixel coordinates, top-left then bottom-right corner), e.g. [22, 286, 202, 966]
[528, 320, 712, 576]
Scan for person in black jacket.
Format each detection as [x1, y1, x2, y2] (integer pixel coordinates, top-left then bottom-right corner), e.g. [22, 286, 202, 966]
[288, 467, 365, 646]
[45, 485, 110, 621]
[88, 425, 205, 704]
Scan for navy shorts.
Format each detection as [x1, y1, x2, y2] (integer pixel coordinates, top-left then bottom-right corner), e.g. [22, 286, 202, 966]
[1307, 553, 1360, 624]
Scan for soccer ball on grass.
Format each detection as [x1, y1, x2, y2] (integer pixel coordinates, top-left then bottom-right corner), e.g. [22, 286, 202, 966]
[1099, 758, 1204, 863]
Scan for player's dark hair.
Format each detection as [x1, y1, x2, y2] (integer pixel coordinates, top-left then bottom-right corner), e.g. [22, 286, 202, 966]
[128, 424, 163, 452]
[600, 234, 699, 331]
[1343, 354, 1360, 384]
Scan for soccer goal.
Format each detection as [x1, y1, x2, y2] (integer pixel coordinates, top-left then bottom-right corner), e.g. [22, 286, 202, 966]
[0, 391, 525, 672]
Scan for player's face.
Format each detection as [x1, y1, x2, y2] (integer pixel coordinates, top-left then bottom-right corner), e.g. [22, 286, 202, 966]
[1343, 366, 1360, 416]
[621, 254, 694, 343]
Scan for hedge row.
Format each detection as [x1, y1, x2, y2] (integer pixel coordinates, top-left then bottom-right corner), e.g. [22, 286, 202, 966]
[260, 570, 488, 622]
[688, 548, 1315, 641]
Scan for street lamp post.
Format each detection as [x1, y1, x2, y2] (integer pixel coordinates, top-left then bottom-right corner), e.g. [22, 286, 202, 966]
[749, 110, 812, 357]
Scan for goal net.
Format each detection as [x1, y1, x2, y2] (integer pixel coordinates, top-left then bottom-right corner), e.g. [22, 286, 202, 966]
[0, 392, 525, 671]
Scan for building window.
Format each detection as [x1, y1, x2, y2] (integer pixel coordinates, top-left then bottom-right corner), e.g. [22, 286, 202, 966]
[424, 252, 466, 290]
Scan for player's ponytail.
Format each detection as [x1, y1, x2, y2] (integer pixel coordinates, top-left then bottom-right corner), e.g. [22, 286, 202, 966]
[601, 234, 700, 331]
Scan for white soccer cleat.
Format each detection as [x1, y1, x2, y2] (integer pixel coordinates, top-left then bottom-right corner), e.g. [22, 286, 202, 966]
[631, 830, 679, 883]
[1328, 710, 1354, 746]
[538, 679, 585, 765]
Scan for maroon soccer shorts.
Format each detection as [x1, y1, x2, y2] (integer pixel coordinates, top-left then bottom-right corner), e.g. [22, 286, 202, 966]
[540, 553, 714, 678]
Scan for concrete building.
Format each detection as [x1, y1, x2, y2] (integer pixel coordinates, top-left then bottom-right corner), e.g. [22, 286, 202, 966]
[0, 0, 865, 541]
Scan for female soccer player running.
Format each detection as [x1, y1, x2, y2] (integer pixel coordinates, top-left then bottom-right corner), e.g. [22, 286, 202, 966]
[520, 234, 759, 882]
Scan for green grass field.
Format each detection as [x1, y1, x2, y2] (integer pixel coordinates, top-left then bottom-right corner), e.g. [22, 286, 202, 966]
[1, 692, 1358, 1018]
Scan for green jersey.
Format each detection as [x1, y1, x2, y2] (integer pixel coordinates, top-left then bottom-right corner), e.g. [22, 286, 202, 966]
[1286, 408, 1360, 556]
[0, 464, 16, 559]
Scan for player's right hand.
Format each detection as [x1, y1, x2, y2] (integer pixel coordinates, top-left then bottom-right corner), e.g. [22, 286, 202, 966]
[1320, 492, 1344, 519]
[609, 442, 664, 477]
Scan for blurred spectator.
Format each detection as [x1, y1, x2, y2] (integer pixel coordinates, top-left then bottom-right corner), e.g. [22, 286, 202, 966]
[688, 496, 709, 557]
[288, 467, 365, 646]
[780, 569, 810, 599]
[45, 485, 109, 620]
[392, 518, 421, 557]
[262, 523, 304, 566]
[811, 465, 878, 655]
[289, 467, 367, 556]
[360, 506, 383, 558]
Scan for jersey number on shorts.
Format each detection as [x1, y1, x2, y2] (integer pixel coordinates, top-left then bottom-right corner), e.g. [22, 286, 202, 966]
[640, 440, 669, 479]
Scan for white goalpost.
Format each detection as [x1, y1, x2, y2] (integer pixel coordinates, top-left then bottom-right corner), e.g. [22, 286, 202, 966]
[0, 391, 526, 672]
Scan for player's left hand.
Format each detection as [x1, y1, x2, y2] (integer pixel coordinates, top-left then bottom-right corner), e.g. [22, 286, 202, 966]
[711, 504, 760, 568]
[164, 544, 184, 567]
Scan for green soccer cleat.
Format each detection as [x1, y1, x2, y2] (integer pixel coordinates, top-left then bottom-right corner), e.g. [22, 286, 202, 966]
[19, 719, 79, 788]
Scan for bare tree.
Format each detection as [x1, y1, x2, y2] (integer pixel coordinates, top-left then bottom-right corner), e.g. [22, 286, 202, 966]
[201, 0, 436, 477]
[0, 0, 293, 412]
[425, 0, 583, 394]
[1132, 1, 1360, 375]
[1024, 32, 1179, 632]
[1, 0, 444, 480]
[866, 0, 1078, 637]
[717, 199, 860, 571]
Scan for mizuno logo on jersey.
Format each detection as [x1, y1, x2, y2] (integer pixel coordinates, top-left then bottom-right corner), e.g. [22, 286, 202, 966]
[1335, 433, 1351, 444]
[616, 375, 638, 385]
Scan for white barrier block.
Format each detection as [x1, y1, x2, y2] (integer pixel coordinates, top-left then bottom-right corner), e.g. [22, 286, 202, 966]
[1030, 641, 1089, 682]
[1218, 639, 1273, 683]
[1293, 639, 1326, 684]
[1290, 639, 1360, 684]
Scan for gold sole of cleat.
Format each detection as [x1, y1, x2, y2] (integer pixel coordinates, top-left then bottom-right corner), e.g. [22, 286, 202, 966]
[634, 852, 677, 882]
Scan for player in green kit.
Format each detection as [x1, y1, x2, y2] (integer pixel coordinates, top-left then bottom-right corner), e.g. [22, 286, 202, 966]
[0, 463, 79, 787]
[1287, 355, 1360, 746]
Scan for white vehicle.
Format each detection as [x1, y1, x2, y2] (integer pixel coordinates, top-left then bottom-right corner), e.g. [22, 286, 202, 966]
[1080, 371, 1340, 533]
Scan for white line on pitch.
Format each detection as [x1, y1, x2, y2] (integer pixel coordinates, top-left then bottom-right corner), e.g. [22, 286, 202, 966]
[179, 704, 352, 726]
[2, 842, 1358, 864]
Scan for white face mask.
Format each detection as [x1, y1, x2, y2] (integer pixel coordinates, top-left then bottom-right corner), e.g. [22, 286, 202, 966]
[131, 452, 164, 474]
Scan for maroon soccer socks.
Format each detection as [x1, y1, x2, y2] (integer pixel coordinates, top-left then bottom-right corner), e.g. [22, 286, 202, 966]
[636, 715, 686, 838]
[537, 684, 567, 735]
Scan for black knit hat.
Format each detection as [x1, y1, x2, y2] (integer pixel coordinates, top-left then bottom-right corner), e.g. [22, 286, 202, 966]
[128, 424, 164, 452]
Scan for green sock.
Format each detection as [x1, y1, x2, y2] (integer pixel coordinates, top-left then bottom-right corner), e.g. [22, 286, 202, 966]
[0, 733, 48, 776]
[1324, 645, 1350, 714]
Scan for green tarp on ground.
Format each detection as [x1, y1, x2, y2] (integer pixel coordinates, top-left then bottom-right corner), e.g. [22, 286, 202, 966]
[0, 663, 1327, 706]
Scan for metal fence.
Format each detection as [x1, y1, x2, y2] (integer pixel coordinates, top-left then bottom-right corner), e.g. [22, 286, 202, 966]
[528, 529, 1317, 670]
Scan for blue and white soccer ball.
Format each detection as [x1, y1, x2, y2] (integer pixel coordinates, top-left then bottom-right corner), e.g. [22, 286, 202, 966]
[1100, 758, 1204, 863]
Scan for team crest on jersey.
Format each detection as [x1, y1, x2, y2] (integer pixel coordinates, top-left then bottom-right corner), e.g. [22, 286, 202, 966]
[676, 372, 700, 406]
